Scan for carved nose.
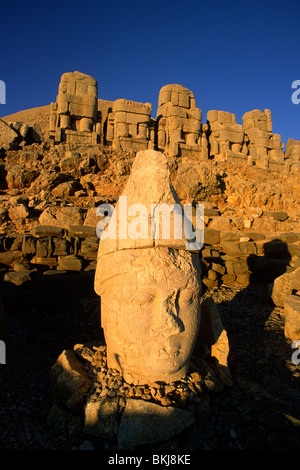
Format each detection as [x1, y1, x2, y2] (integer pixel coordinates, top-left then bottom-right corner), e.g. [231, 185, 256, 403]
[157, 299, 183, 337]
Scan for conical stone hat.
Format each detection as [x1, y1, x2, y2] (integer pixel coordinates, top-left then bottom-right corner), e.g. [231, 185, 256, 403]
[95, 149, 202, 260]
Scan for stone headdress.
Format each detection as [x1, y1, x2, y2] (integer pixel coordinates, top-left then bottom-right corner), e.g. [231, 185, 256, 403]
[94, 149, 202, 294]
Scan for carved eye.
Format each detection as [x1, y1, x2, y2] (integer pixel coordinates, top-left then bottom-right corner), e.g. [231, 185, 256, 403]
[131, 293, 155, 307]
[178, 290, 197, 306]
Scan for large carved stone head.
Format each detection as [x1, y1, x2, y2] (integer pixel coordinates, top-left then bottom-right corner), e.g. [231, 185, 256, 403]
[94, 150, 202, 385]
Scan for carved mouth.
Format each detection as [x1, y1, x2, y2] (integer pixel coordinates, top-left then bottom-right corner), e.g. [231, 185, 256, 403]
[159, 346, 180, 358]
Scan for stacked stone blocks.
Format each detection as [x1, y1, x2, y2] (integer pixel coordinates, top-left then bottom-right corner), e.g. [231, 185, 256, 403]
[47, 71, 300, 172]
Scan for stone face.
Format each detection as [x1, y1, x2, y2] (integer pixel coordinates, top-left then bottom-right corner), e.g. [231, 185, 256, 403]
[242, 109, 284, 164]
[285, 138, 300, 162]
[107, 99, 153, 151]
[49, 71, 99, 144]
[156, 84, 202, 157]
[117, 399, 195, 449]
[207, 109, 246, 158]
[95, 150, 202, 385]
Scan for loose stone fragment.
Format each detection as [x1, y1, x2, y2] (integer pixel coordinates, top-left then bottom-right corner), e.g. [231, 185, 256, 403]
[117, 399, 195, 449]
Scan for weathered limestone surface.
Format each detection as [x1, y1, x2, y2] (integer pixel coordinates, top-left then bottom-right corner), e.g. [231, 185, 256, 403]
[0, 118, 19, 149]
[107, 99, 154, 151]
[207, 110, 246, 161]
[156, 84, 202, 157]
[285, 138, 300, 173]
[285, 138, 300, 161]
[272, 266, 300, 307]
[95, 149, 202, 385]
[117, 399, 195, 449]
[50, 350, 91, 411]
[49, 71, 100, 144]
[283, 294, 300, 342]
[84, 397, 119, 438]
[242, 109, 284, 166]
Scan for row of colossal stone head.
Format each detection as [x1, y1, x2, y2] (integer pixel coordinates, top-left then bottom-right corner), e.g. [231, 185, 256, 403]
[48, 71, 299, 170]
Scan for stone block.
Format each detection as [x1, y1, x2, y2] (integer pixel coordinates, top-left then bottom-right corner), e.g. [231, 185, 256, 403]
[212, 263, 226, 275]
[84, 397, 119, 439]
[50, 349, 91, 411]
[202, 278, 219, 288]
[276, 232, 299, 244]
[117, 399, 195, 449]
[225, 257, 249, 275]
[79, 238, 99, 260]
[22, 235, 36, 256]
[239, 241, 257, 255]
[113, 99, 151, 116]
[0, 250, 23, 266]
[204, 228, 220, 245]
[58, 254, 83, 271]
[283, 294, 300, 342]
[221, 274, 236, 286]
[36, 237, 51, 258]
[221, 232, 240, 242]
[243, 232, 266, 241]
[0, 118, 19, 149]
[288, 243, 300, 258]
[263, 211, 289, 221]
[211, 250, 221, 258]
[8, 235, 23, 251]
[272, 266, 300, 307]
[202, 247, 212, 258]
[236, 273, 251, 286]
[221, 241, 242, 256]
[4, 270, 31, 286]
[31, 257, 58, 267]
[32, 225, 65, 238]
[53, 238, 70, 256]
[207, 269, 218, 281]
[68, 225, 97, 238]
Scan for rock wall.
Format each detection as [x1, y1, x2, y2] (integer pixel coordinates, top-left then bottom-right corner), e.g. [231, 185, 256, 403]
[1, 215, 299, 289]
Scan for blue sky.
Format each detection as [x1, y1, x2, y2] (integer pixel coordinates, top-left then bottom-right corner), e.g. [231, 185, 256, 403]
[1, 0, 300, 147]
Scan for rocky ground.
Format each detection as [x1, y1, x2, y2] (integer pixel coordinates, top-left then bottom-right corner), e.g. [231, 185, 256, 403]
[0, 269, 299, 453]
